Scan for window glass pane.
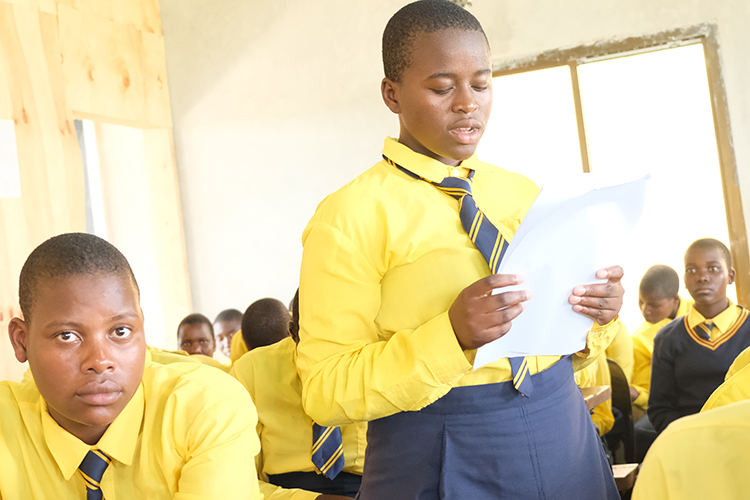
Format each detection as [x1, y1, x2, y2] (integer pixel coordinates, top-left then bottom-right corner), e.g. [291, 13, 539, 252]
[478, 65, 582, 187]
[578, 43, 734, 330]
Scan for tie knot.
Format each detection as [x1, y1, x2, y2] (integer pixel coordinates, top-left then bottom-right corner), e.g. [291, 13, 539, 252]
[435, 175, 473, 201]
[79, 449, 111, 499]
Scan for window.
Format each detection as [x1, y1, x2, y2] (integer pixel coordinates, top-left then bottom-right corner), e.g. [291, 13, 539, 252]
[479, 29, 745, 330]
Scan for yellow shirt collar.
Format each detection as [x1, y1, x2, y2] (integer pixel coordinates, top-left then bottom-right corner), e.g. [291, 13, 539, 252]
[43, 359, 148, 480]
[687, 299, 740, 333]
[382, 137, 478, 183]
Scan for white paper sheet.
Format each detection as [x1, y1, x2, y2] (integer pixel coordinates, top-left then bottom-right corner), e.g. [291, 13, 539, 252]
[473, 172, 650, 369]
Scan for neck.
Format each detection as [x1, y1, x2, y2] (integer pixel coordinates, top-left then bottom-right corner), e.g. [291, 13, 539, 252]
[696, 297, 730, 320]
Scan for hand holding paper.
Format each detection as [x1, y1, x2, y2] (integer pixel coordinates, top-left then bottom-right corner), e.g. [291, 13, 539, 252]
[471, 172, 650, 369]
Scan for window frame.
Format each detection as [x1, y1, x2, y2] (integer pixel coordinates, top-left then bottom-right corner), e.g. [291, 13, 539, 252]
[491, 24, 749, 305]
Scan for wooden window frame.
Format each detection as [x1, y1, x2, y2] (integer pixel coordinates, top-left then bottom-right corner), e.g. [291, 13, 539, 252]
[491, 24, 749, 305]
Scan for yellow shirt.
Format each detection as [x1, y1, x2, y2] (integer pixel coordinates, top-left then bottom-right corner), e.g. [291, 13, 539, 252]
[231, 338, 366, 480]
[231, 329, 250, 364]
[701, 351, 750, 412]
[574, 352, 614, 436]
[605, 320, 633, 382]
[726, 344, 750, 379]
[631, 298, 692, 409]
[633, 399, 750, 500]
[298, 137, 618, 426]
[0, 352, 261, 499]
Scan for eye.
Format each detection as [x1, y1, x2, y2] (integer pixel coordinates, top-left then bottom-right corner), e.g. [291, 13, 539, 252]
[472, 85, 489, 91]
[431, 88, 452, 95]
[57, 331, 78, 343]
[113, 327, 132, 339]
[686, 268, 696, 274]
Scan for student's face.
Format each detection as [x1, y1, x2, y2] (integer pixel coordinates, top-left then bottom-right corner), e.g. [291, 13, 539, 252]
[214, 320, 239, 358]
[382, 29, 492, 166]
[8, 273, 146, 445]
[178, 323, 215, 357]
[684, 246, 735, 310]
[638, 292, 679, 324]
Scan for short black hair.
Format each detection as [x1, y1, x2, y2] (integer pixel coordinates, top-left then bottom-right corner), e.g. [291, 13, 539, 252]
[383, 0, 487, 83]
[213, 308, 243, 325]
[19, 232, 139, 321]
[686, 238, 733, 269]
[178, 313, 215, 340]
[241, 298, 290, 351]
[639, 265, 680, 299]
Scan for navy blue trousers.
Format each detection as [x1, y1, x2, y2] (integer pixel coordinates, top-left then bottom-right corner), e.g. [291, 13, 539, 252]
[356, 357, 619, 500]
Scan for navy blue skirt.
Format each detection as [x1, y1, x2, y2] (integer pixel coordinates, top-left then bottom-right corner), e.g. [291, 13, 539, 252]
[356, 357, 618, 500]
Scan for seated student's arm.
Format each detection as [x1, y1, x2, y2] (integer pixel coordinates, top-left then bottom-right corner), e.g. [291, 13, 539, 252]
[259, 481, 320, 500]
[630, 337, 652, 408]
[647, 333, 681, 434]
[173, 376, 261, 500]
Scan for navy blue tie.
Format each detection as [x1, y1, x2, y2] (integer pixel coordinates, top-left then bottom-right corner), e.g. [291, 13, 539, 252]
[385, 155, 533, 397]
[312, 422, 345, 479]
[78, 449, 111, 499]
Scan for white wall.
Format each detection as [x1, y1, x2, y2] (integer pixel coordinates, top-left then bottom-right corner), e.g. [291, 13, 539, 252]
[160, 0, 750, 320]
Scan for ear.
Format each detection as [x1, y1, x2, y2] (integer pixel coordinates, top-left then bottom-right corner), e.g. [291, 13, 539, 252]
[381, 77, 402, 114]
[8, 317, 30, 363]
[728, 267, 736, 286]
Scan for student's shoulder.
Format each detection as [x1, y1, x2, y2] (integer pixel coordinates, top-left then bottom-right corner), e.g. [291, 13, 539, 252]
[143, 359, 250, 410]
[232, 338, 295, 379]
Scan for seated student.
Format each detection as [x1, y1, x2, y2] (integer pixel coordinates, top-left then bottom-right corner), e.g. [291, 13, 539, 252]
[232, 291, 364, 499]
[0, 233, 260, 499]
[177, 313, 230, 372]
[214, 308, 243, 359]
[296, 2, 625, 498]
[630, 264, 692, 460]
[632, 399, 750, 499]
[630, 264, 692, 412]
[240, 298, 291, 350]
[648, 238, 750, 434]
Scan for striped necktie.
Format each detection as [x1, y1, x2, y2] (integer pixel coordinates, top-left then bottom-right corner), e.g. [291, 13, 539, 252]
[312, 422, 345, 479]
[385, 155, 533, 397]
[78, 449, 111, 500]
[698, 321, 715, 340]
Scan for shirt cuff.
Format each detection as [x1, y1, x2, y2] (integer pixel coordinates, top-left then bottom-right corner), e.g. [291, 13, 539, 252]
[415, 311, 473, 385]
[575, 316, 619, 359]
[633, 388, 649, 409]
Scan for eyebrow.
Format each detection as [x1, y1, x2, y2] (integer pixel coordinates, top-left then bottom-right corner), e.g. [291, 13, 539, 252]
[427, 68, 492, 80]
[44, 312, 140, 330]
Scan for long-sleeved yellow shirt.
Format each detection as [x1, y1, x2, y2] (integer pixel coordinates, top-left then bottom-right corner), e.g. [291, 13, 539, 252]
[633, 399, 750, 499]
[0, 352, 261, 499]
[631, 298, 692, 409]
[298, 138, 618, 426]
[231, 337, 366, 500]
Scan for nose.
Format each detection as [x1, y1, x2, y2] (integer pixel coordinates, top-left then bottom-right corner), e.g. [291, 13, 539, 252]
[452, 84, 479, 113]
[82, 337, 116, 374]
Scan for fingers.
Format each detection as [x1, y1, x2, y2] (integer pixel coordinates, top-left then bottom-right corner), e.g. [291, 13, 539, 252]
[596, 265, 624, 281]
[466, 273, 525, 296]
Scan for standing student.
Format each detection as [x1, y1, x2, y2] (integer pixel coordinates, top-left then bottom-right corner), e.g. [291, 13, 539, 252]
[296, 2, 623, 498]
[648, 238, 750, 434]
[0, 233, 260, 499]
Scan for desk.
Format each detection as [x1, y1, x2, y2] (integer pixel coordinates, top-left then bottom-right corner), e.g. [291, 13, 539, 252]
[581, 385, 611, 411]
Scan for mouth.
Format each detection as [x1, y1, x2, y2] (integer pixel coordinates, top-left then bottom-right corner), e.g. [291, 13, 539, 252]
[449, 125, 481, 145]
[76, 382, 123, 406]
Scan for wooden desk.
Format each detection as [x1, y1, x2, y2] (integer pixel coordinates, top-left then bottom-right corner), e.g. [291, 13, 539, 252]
[612, 463, 639, 491]
[581, 385, 611, 411]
